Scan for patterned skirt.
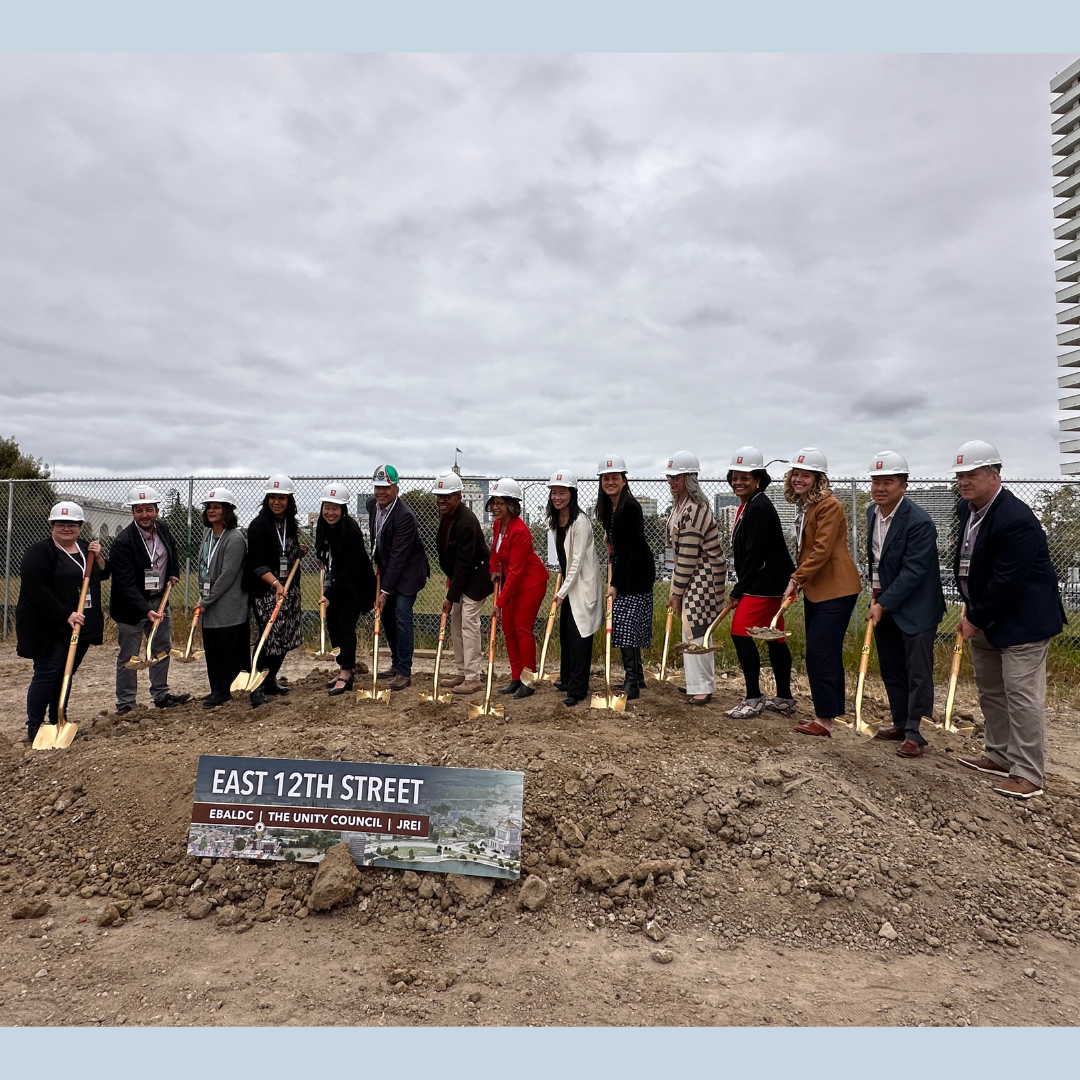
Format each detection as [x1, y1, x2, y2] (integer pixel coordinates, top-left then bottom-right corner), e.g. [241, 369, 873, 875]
[251, 583, 302, 658]
[612, 591, 653, 648]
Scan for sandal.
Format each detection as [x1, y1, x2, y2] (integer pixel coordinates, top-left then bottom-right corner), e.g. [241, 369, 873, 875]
[796, 719, 832, 738]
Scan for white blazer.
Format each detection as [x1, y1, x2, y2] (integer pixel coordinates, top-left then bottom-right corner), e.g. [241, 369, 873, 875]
[551, 513, 604, 637]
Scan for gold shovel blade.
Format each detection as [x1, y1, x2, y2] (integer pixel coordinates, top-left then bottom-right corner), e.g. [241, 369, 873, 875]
[32, 723, 58, 750]
[944, 718, 975, 737]
[519, 668, 538, 687]
[590, 693, 610, 710]
[467, 700, 504, 719]
[53, 720, 80, 748]
[230, 670, 255, 693]
[356, 688, 391, 703]
[746, 627, 787, 641]
[609, 692, 627, 712]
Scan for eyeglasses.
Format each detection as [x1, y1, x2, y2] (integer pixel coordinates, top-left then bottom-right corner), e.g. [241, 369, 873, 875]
[52, 522, 81, 528]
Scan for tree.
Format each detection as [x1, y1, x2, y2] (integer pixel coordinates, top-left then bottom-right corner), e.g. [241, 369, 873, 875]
[285, 850, 296, 862]
[401, 488, 440, 561]
[233, 835, 247, 851]
[1037, 485, 1080, 582]
[163, 487, 197, 564]
[0, 435, 57, 567]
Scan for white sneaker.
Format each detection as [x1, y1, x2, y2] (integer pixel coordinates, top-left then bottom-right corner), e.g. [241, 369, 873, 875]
[725, 697, 765, 719]
[763, 696, 797, 715]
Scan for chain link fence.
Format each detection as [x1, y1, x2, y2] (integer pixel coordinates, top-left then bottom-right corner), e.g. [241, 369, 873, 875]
[4, 474, 1080, 673]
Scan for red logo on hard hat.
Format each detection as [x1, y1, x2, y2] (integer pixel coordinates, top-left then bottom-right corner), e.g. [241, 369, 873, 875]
[209, 491, 216, 498]
[330, 489, 337, 496]
[876, 461, 883, 470]
[736, 456, 743, 465]
[667, 460, 673, 468]
[556, 473, 562, 481]
[273, 481, 280, 489]
[797, 455, 805, 464]
[606, 460, 612, 468]
[61, 508, 69, 515]
[956, 455, 964, 465]
[138, 492, 145, 500]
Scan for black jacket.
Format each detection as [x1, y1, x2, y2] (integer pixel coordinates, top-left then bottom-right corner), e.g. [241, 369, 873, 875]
[16, 538, 110, 659]
[108, 519, 180, 626]
[245, 510, 302, 600]
[603, 490, 656, 596]
[953, 487, 1066, 648]
[366, 497, 430, 596]
[864, 498, 946, 636]
[436, 503, 493, 604]
[317, 516, 376, 613]
[730, 490, 795, 599]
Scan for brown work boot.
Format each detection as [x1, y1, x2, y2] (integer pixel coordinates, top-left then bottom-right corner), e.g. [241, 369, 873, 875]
[439, 674, 465, 688]
[957, 754, 1009, 776]
[454, 681, 483, 695]
[873, 725, 904, 741]
[992, 776, 1043, 800]
[896, 739, 924, 758]
[389, 675, 411, 691]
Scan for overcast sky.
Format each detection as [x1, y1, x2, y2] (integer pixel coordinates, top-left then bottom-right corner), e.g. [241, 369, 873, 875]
[0, 53, 1075, 480]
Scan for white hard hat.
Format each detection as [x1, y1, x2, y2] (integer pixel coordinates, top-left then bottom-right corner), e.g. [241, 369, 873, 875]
[126, 484, 161, 507]
[868, 451, 909, 477]
[952, 440, 1002, 474]
[432, 470, 463, 495]
[319, 482, 351, 506]
[597, 455, 627, 475]
[372, 464, 400, 488]
[202, 486, 238, 507]
[665, 451, 700, 477]
[49, 501, 85, 523]
[547, 469, 578, 489]
[486, 477, 523, 508]
[790, 448, 828, 474]
[729, 446, 765, 471]
[264, 474, 296, 496]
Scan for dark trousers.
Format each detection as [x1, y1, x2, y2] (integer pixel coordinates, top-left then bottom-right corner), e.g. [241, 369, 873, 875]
[804, 593, 858, 718]
[27, 635, 92, 728]
[873, 614, 934, 745]
[381, 591, 417, 678]
[559, 601, 594, 701]
[732, 635, 793, 699]
[326, 598, 360, 670]
[202, 622, 250, 696]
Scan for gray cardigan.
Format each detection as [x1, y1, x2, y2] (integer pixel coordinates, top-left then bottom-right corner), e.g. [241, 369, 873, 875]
[199, 528, 249, 628]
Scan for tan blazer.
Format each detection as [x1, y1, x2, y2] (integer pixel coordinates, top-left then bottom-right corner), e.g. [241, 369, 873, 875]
[792, 496, 862, 602]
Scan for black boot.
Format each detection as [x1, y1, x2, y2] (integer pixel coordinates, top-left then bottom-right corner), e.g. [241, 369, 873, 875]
[621, 648, 641, 700]
[633, 649, 646, 694]
[499, 679, 522, 696]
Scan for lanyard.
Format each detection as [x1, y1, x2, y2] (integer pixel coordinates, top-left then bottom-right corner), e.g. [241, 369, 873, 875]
[375, 499, 396, 545]
[59, 544, 86, 575]
[140, 529, 159, 564]
[206, 530, 223, 567]
[276, 522, 287, 553]
[795, 503, 807, 551]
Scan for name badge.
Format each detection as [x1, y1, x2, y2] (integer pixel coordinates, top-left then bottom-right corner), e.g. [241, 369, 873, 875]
[871, 571, 881, 590]
[83, 593, 92, 610]
[202, 581, 211, 598]
[279, 557, 289, 580]
[144, 571, 160, 591]
[664, 546, 674, 571]
[958, 556, 971, 576]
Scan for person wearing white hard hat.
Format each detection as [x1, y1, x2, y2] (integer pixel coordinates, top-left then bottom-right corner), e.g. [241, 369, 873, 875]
[367, 465, 431, 691]
[109, 484, 189, 714]
[950, 441, 1065, 799]
[16, 502, 109, 744]
[547, 470, 603, 706]
[315, 483, 376, 696]
[781, 449, 862, 736]
[245, 474, 307, 707]
[863, 453, 946, 758]
[434, 470, 492, 696]
[195, 487, 250, 709]
[724, 447, 796, 719]
[665, 451, 728, 705]
[487, 477, 550, 698]
[596, 455, 655, 700]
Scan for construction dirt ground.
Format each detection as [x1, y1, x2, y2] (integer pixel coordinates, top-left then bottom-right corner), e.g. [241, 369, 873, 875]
[3, 638, 1080, 1028]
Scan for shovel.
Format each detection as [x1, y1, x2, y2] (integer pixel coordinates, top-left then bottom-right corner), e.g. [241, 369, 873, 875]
[939, 606, 973, 736]
[232, 560, 300, 693]
[125, 582, 173, 670]
[520, 573, 562, 687]
[648, 609, 678, 684]
[842, 616, 880, 737]
[468, 583, 504, 719]
[677, 599, 735, 655]
[591, 593, 627, 711]
[171, 605, 204, 664]
[747, 594, 798, 641]
[308, 570, 340, 661]
[419, 609, 453, 704]
[356, 571, 391, 704]
[35, 551, 94, 751]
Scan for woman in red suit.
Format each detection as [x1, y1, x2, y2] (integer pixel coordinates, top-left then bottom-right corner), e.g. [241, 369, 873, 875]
[487, 477, 550, 699]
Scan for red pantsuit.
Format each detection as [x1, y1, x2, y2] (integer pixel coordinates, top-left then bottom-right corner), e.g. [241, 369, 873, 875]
[489, 516, 550, 679]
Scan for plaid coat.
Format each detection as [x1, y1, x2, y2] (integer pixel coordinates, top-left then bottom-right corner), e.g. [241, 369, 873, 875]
[668, 498, 728, 637]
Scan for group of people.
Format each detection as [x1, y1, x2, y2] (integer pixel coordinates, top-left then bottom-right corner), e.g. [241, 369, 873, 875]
[16, 441, 1066, 800]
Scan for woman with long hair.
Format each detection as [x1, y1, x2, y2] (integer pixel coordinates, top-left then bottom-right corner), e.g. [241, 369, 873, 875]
[547, 470, 603, 707]
[723, 447, 796, 719]
[487, 477, 550, 699]
[245, 473, 306, 708]
[315, 482, 376, 696]
[196, 487, 249, 709]
[596, 454, 655, 700]
[781, 448, 862, 737]
[665, 450, 728, 706]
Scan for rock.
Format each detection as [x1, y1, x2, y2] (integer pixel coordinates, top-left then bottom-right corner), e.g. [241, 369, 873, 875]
[633, 859, 678, 883]
[141, 888, 164, 909]
[671, 826, 708, 852]
[186, 898, 213, 921]
[215, 905, 242, 928]
[878, 921, 898, 941]
[558, 820, 585, 848]
[308, 843, 362, 912]
[644, 920, 667, 943]
[705, 810, 723, 833]
[264, 888, 286, 910]
[467, 991, 482, 1003]
[402, 871, 421, 890]
[1023, 967, 1036, 978]
[206, 862, 229, 885]
[925, 936, 942, 948]
[975, 926, 1000, 944]
[96, 904, 122, 927]
[652, 949, 673, 964]
[575, 854, 631, 890]
[11, 900, 50, 920]
[115, 899, 135, 917]
[418, 877, 434, 900]
[446, 874, 495, 909]
[749, 823, 767, 837]
[517, 875, 549, 912]
[393, 981, 407, 995]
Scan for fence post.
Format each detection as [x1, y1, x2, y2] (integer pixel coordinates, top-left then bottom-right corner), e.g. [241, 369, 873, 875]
[2, 480, 12, 639]
[850, 479, 859, 638]
[184, 477, 193, 621]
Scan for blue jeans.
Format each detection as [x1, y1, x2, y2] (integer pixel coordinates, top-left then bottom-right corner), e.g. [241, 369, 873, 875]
[381, 591, 417, 677]
[803, 593, 858, 719]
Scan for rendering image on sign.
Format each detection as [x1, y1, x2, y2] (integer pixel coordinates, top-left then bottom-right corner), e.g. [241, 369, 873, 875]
[188, 755, 525, 880]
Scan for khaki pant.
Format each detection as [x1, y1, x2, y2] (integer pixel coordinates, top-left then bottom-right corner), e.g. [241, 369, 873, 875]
[969, 629, 1049, 787]
[115, 607, 173, 708]
[450, 595, 484, 684]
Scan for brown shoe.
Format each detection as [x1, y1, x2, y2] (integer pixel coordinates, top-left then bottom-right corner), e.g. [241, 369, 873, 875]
[439, 674, 465, 688]
[897, 739, 924, 758]
[957, 755, 1009, 776]
[874, 725, 904, 741]
[992, 776, 1043, 800]
[453, 681, 483, 695]
[389, 675, 411, 691]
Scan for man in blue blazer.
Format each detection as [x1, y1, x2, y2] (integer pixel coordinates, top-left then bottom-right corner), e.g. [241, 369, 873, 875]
[952, 440, 1065, 800]
[865, 452, 946, 758]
